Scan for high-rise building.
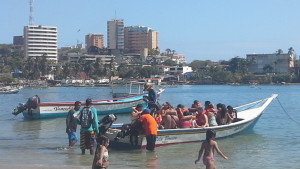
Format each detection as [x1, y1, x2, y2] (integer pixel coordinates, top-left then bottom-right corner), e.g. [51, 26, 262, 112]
[107, 19, 124, 49]
[24, 25, 58, 61]
[124, 26, 158, 53]
[85, 34, 104, 49]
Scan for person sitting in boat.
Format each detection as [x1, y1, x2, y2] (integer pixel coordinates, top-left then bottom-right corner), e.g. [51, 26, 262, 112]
[216, 103, 224, 115]
[131, 104, 143, 121]
[226, 105, 237, 124]
[176, 104, 194, 128]
[216, 105, 230, 125]
[159, 102, 179, 129]
[153, 110, 163, 129]
[144, 83, 160, 111]
[203, 101, 218, 127]
[189, 100, 202, 113]
[195, 107, 209, 128]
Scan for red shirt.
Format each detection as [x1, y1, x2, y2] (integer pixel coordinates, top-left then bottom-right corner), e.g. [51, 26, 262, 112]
[139, 114, 158, 136]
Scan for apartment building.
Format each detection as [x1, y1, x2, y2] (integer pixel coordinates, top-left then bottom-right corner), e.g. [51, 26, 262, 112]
[24, 25, 58, 61]
[85, 34, 104, 49]
[67, 53, 115, 65]
[107, 19, 124, 50]
[124, 26, 158, 53]
[247, 53, 295, 73]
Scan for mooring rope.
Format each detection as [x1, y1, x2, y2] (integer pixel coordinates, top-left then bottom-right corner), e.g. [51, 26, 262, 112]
[276, 97, 300, 125]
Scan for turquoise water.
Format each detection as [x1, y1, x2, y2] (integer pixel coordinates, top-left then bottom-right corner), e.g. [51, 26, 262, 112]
[0, 85, 299, 169]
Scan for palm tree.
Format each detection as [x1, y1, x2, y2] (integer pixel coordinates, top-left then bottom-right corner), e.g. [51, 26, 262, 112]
[276, 49, 283, 55]
[165, 48, 171, 55]
[288, 47, 294, 54]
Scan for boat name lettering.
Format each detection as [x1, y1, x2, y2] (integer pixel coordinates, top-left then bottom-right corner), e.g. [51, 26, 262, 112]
[53, 106, 72, 111]
[156, 135, 177, 142]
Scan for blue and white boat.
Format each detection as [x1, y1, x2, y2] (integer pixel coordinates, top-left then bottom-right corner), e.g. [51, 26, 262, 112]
[105, 94, 278, 149]
[12, 93, 148, 119]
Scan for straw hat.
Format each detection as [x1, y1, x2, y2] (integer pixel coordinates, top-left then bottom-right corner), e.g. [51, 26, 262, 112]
[144, 83, 153, 90]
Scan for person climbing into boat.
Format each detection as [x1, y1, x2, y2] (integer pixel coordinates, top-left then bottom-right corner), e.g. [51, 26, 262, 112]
[93, 135, 110, 169]
[203, 101, 218, 127]
[138, 108, 158, 151]
[195, 130, 228, 169]
[78, 98, 99, 155]
[66, 101, 81, 149]
[144, 83, 160, 111]
[159, 102, 179, 129]
[131, 104, 143, 121]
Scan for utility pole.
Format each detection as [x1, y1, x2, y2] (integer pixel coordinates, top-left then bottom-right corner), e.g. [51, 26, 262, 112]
[29, 0, 34, 25]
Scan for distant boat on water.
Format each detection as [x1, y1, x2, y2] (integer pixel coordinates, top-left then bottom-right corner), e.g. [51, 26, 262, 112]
[0, 86, 19, 94]
[111, 81, 165, 98]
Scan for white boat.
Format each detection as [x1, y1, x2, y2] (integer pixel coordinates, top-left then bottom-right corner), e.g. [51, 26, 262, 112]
[111, 81, 165, 98]
[12, 93, 148, 119]
[104, 94, 278, 149]
[0, 87, 19, 94]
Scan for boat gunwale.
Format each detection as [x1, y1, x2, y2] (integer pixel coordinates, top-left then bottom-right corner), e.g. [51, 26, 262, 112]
[36, 93, 146, 106]
[109, 94, 278, 136]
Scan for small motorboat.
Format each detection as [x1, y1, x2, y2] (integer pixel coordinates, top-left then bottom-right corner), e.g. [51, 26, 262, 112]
[12, 93, 148, 119]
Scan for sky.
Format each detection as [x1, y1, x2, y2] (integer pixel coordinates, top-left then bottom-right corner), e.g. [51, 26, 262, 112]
[1, 0, 300, 62]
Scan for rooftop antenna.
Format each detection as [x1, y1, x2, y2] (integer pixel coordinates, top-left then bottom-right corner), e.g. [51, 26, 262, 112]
[29, 0, 34, 25]
[114, 9, 117, 20]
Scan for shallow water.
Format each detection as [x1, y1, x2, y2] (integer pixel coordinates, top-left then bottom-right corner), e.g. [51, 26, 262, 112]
[0, 85, 300, 169]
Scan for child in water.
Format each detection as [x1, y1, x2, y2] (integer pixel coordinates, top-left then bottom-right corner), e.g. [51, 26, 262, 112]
[195, 130, 228, 169]
[93, 135, 110, 169]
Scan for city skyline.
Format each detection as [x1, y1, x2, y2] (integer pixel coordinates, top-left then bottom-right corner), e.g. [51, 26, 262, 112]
[1, 0, 300, 62]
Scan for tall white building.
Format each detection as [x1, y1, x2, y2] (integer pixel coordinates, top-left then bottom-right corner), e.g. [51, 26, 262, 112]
[107, 19, 124, 50]
[24, 25, 58, 61]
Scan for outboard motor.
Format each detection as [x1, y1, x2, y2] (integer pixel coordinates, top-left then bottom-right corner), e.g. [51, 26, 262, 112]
[97, 114, 117, 138]
[12, 95, 40, 116]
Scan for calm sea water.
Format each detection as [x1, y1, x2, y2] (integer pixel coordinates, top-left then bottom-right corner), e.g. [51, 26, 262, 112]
[0, 85, 300, 169]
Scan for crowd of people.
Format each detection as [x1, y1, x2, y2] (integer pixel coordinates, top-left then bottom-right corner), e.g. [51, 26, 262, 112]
[131, 85, 238, 131]
[64, 83, 233, 168]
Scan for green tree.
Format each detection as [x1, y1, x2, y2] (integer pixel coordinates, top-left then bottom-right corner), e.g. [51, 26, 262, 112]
[139, 66, 159, 78]
[263, 64, 273, 73]
[163, 59, 177, 66]
[62, 63, 72, 79]
[94, 58, 105, 77]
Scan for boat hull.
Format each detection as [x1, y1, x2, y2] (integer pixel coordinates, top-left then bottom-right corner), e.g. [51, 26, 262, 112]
[22, 94, 147, 119]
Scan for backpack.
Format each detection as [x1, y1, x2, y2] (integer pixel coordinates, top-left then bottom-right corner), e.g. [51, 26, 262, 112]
[79, 107, 93, 128]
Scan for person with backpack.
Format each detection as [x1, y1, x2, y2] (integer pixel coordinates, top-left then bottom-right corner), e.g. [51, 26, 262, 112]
[78, 98, 99, 155]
